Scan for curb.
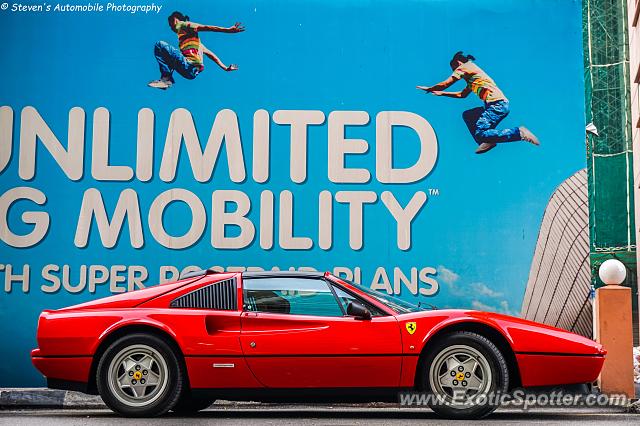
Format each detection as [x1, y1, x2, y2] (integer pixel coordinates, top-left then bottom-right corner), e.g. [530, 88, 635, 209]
[0, 389, 105, 410]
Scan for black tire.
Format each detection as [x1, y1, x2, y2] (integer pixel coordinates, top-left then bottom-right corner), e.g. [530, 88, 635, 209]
[171, 392, 215, 414]
[420, 331, 509, 419]
[96, 333, 184, 417]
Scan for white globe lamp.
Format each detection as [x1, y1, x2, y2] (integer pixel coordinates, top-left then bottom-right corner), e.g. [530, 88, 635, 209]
[598, 259, 627, 286]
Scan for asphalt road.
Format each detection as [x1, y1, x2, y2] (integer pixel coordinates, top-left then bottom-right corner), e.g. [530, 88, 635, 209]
[0, 406, 637, 425]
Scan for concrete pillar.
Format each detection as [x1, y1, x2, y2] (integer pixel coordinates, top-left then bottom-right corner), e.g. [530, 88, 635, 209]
[594, 284, 635, 397]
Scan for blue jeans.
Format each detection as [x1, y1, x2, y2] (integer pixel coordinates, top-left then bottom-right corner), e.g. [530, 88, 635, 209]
[462, 100, 521, 145]
[154, 41, 201, 82]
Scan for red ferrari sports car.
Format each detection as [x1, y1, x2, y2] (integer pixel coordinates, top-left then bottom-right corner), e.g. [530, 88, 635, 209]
[32, 270, 605, 419]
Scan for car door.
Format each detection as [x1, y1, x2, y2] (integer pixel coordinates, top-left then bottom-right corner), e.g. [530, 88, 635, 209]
[239, 275, 403, 388]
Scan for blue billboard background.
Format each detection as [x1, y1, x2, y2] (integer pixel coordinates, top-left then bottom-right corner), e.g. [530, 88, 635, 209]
[0, 0, 585, 386]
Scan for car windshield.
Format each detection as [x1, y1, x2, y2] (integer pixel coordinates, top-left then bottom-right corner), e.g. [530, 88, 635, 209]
[335, 277, 429, 314]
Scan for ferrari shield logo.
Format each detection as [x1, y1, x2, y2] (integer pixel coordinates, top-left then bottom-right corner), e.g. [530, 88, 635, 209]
[405, 322, 417, 334]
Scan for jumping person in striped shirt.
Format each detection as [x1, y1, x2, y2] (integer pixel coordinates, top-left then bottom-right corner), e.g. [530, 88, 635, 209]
[417, 51, 540, 154]
[148, 11, 244, 90]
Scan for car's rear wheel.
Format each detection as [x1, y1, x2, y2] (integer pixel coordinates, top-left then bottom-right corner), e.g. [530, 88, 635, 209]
[421, 331, 509, 419]
[96, 333, 184, 417]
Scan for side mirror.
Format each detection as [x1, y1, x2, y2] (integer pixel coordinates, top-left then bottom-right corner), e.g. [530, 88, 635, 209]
[346, 301, 372, 320]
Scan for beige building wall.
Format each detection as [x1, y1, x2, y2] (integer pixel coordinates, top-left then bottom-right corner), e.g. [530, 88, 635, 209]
[521, 169, 592, 338]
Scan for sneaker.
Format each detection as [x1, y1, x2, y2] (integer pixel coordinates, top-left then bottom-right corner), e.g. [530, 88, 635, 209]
[148, 79, 172, 90]
[475, 142, 497, 154]
[519, 126, 540, 146]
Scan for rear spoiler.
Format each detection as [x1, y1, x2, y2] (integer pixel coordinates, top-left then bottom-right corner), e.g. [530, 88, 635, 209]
[179, 268, 221, 280]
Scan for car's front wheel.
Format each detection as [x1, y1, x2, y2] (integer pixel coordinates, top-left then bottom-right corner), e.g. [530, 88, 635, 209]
[421, 331, 509, 419]
[96, 333, 184, 417]
[171, 392, 215, 414]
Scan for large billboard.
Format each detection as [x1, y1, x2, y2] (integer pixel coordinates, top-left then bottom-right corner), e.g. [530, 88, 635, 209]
[0, 0, 586, 386]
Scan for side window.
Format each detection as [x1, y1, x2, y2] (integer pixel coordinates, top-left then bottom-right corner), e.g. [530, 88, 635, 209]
[243, 277, 344, 317]
[331, 284, 386, 317]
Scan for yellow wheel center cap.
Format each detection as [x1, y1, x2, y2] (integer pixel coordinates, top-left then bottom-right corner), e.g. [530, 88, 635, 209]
[456, 372, 465, 381]
[133, 371, 142, 380]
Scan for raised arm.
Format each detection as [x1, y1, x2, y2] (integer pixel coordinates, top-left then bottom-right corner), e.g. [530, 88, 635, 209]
[189, 21, 245, 33]
[201, 43, 238, 71]
[429, 86, 472, 98]
[416, 75, 460, 93]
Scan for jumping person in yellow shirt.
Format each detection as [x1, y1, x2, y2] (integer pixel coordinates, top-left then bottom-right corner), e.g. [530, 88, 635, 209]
[418, 51, 539, 154]
[149, 11, 244, 90]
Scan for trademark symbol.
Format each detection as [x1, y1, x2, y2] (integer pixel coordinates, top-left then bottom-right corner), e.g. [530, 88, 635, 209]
[428, 188, 440, 196]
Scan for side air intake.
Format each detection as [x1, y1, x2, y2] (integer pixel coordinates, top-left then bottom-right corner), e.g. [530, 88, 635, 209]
[170, 278, 237, 310]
